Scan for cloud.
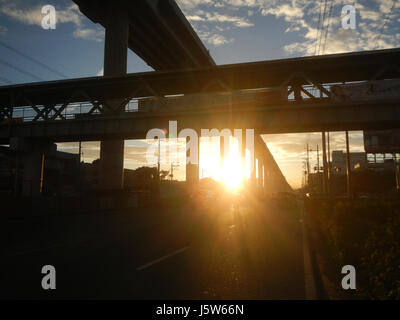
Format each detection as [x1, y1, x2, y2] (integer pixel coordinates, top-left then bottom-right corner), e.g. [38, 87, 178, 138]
[0, 25, 7, 34]
[73, 27, 103, 42]
[178, 0, 400, 55]
[0, 1, 104, 42]
[187, 15, 205, 22]
[197, 30, 234, 46]
[177, 0, 256, 47]
[271, 0, 400, 56]
[204, 12, 254, 27]
[260, 3, 304, 21]
[262, 131, 365, 188]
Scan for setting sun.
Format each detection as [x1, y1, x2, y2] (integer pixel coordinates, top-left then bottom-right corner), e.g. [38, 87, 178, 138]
[199, 136, 248, 191]
[220, 138, 244, 190]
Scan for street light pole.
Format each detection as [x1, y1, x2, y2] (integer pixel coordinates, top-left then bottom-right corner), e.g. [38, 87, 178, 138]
[345, 131, 351, 197]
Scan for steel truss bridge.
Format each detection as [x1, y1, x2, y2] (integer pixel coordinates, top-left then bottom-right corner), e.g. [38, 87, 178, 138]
[1, 48, 400, 144]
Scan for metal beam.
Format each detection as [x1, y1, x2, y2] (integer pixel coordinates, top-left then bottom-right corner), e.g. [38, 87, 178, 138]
[1, 48, 399, 108]
[2, 98, 400, 144]
[72, 0, 215, 70]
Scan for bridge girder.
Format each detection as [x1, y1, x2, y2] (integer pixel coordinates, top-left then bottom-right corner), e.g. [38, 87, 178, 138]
[0, 48, 399, 115]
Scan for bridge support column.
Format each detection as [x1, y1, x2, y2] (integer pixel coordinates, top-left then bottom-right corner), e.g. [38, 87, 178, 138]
[262, 163, 267, 195]
[241, 129, 255, 188]
[186, 135, 199, 186]
[220, 135, 230, 183]
[261, 163, 265, 194]
[263, 166, 269, 194]
[258, 158, 263, 192]
[99, 8, 129, 189]
[250, 151, 257, 187]
[10, 138, 56, 197]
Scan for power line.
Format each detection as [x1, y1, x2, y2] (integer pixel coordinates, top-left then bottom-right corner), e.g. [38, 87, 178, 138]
[0, 58, 45, 81]
[317, 0, 328, 55]
[322, 0, 334, 54]
[314, 0, 324, 55]
[0, 40, 69, 79]
[374, 0, 396, 48]
[0, 76, 13, 84]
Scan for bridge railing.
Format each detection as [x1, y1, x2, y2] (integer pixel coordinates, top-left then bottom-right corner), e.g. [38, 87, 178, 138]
[2, 83, 338, 124]
[5, 99, 142, 123]
[2, 78, 398, 125]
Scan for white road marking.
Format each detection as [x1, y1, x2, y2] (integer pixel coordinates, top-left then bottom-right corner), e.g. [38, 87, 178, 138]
[136, 246, 189, 271]
[4, 238, 91, 257]
[298, 200, 318, 300]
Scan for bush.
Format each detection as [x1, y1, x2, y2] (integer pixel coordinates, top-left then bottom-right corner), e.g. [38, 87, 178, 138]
[306, 198, 400, 299]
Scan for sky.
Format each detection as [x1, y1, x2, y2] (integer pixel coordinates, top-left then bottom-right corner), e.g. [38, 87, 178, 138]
[0, 0, 399, 188]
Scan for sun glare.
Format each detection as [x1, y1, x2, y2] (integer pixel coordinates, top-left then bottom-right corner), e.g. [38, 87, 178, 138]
[220, 138, 245, 191]
[221, 158, 243, 190]
[199, 136, 251, 191]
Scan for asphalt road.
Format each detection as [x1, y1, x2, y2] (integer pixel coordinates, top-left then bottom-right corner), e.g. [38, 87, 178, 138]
[0, 196, 306, 299]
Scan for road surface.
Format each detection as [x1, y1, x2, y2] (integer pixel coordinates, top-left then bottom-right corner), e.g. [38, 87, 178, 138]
[0, 196, 307, 299]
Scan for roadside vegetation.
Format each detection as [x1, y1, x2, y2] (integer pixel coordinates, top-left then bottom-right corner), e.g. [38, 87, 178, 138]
[305, 197, 400, 299]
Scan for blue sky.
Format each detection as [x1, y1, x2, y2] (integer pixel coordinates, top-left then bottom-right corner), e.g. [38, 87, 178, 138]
[0, 0, 399, 187]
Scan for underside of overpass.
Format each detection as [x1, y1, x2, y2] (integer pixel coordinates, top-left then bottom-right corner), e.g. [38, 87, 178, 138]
[2, 2, 400, 194]
[72, 0, 215, 70]
[0, 0, 294, 195]
[72, 0, 216, 190]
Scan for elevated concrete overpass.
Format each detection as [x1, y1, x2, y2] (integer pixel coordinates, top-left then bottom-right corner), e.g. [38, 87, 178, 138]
[254, 135, 292, 194]
[69, 0, 216, 190]
[1, 98, 399, 143]
[2, 2, 400, 196]
[1, 49, 400, 143]
[1, 48, 399, 108]
[72, 0, 215, 70]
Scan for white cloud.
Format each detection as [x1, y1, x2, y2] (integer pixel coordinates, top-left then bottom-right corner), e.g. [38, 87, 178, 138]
[0, 1, 104, 42]
[204, 12, 254, 27]
[0, 25, 7, 34]
[197, 30, 233, 46]
[177, 0, 256, 47]
[73, 27, 104, 42]
[177, 0, 400, 54]
[187, 15, 205, 21]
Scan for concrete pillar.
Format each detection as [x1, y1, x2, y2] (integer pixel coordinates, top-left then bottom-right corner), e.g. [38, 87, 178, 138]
[263, 164, 268, 193]
[262, 164, 265, 190]
[220, 135, 229, 170]
[250, 150, 256, 184]
[258, 158, 263, 191]
[220, 134, 230, 184]
[241, 130, 246, 179]
[10, 138, 56, 197]
[186, 135, 199, 185]
[99, 7, 129, 189]
[22, 152, 42, 197]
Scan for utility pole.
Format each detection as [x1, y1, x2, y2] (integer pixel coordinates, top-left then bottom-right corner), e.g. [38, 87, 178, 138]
[317, 144, 321, 192]
[302, 160, 308, 189]
[157, 138, 161, 181]
[345, 131, 351, 197]
[393, 153, 399, 191]
[40, 153, 45, 194]
[327, 132, 331, 180]
[306, 144, 310, 186]
[327, 132, 331, 194]
[322, 132, 328, 195]
[78, 141, 82, 163]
